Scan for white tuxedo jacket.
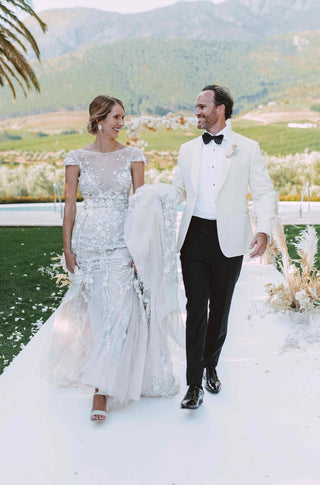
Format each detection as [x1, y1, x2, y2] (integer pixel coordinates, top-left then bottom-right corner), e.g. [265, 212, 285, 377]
[172, 131, 276, 257]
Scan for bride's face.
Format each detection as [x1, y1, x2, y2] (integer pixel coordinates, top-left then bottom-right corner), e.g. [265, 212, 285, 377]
[100, 103, 125, 139]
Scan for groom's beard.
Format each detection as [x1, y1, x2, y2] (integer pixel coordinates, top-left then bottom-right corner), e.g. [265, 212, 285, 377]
[197, 117, 207, 130]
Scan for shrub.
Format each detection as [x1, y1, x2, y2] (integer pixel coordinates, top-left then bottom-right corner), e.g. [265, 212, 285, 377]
[0, 131, 22, 141]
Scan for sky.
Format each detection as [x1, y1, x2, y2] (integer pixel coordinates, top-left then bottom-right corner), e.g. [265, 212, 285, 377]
[32, 0, 225, 14]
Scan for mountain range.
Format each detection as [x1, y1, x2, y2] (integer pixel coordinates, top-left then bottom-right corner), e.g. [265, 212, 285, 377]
[1, 0, 319, 119]
[25, 0, 320, 59]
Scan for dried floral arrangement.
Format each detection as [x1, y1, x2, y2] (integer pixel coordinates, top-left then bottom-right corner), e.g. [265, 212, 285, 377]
[265, 219, 320, 312]
[125, 113, 196, 150]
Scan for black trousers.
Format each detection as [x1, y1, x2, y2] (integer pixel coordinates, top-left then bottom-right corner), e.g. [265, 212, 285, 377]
[180, 216, 243, 386]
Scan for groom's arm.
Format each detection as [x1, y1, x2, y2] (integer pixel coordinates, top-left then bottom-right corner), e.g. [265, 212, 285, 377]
[248, 142, 276, 256]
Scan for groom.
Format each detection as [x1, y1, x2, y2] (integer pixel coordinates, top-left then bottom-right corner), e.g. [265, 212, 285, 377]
[172, 84, 276, 409]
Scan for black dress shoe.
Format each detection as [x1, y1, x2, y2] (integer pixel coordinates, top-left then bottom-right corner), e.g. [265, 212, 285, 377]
[204, 367, 221, 394]
[180, 385, 204, 409]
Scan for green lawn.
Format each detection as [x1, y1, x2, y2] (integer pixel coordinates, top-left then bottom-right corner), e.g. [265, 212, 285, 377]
[232, 121, 320, 156]
[1, 121, 319, 156]
[0, 130, 93, 152]
[0, 224, 319, 374]
[0, 227, 66, 374]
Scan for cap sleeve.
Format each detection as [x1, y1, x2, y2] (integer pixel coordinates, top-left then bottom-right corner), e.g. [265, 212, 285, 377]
[64, 150, 80, 167]
[130, 147, 146, 164]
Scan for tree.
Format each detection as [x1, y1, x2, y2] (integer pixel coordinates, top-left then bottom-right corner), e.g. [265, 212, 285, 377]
[0, 0, 47, 98]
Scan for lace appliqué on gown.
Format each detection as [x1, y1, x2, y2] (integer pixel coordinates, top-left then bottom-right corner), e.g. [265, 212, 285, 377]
[41, 148, 183, 408]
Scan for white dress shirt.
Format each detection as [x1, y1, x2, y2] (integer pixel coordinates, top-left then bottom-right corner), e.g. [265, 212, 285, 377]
[193, 125, 230, 220]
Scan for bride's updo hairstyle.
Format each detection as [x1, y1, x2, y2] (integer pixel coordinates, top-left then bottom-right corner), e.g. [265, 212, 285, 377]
[87, 95, 125, 135]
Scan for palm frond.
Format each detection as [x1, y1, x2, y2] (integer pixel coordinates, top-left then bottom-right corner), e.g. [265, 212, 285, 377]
[1, 0, 47, 34]
[0, 15, 30, 53]
[0, 36, 40, 95]
[0, 63, 17, 97]
[0, 0, 47, 98]
[0, 56, 27, 96]
[0, 3, 46, 60]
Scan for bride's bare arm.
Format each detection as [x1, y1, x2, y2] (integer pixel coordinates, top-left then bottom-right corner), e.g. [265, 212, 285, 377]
[63, 165, 80, 273]
[131, 161, 144, 194]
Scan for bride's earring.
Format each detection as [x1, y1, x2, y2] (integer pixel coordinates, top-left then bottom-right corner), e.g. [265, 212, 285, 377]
[98, 123, 102, 132]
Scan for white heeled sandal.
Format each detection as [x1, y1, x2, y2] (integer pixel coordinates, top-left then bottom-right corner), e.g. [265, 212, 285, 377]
[90, 391, 107, 422]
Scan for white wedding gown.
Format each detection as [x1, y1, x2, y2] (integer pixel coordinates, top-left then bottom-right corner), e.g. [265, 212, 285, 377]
[39, 147, 184, 409]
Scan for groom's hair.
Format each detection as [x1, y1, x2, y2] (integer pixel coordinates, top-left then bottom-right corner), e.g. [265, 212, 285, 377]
[202, 84, 233, 120]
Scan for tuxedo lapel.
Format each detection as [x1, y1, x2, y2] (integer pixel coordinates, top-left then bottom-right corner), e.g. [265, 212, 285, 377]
[190, 136, 203, 194]
[217, 132, 236, 193]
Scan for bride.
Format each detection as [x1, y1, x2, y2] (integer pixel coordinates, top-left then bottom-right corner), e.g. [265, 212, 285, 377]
[41, 95, 184, 422]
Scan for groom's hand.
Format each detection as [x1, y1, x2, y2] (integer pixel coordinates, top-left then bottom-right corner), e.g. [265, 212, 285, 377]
[249, 232, 269, 258]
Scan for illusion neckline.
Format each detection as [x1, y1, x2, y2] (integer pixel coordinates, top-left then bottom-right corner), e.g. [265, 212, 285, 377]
[79, 146, 128, 155]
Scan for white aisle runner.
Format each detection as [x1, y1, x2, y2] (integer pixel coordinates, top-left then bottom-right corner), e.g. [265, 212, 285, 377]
[0, 264, 320, 485]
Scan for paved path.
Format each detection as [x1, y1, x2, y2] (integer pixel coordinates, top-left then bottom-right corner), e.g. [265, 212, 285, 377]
[0, 203, 64, 226]
[1, 264, 319, 485]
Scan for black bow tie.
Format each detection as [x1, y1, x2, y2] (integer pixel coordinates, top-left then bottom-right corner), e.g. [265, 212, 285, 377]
[202, 132, 224, 145]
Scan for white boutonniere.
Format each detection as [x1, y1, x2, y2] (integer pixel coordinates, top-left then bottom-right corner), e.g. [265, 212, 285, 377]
[226, 144, 239, 158]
